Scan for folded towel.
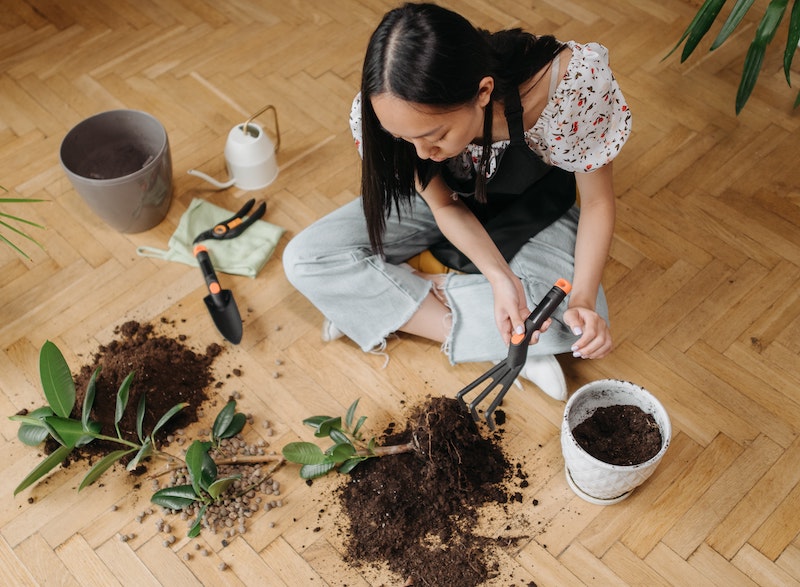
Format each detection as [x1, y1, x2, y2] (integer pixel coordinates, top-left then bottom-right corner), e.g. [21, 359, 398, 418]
[136, 198, 284, 277]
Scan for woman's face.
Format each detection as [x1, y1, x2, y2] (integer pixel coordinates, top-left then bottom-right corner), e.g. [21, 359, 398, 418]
[370, 77, 493, 162]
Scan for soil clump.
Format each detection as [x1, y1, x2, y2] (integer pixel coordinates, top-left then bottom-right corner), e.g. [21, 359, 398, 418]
[338, 396, 524, 587]
[52, 320, 222, 461]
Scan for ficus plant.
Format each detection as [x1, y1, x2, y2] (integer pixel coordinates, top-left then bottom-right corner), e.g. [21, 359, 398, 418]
[10, 339, 280, 538]
[10, 340, 187, 495]
[282, 399, 416, 479]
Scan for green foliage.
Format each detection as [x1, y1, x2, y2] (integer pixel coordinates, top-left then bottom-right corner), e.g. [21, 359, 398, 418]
[9, 340, 186, 495]
[669, 0, 800, 113]
[282, 399, 378, 479]
[0, 185, 46, 260]
[149, 399, 251, 537]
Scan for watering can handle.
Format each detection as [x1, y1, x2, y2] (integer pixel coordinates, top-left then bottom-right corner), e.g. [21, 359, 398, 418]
[243, 104, 280, 153]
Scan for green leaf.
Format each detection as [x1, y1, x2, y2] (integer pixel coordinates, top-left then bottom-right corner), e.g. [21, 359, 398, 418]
[352, 415, 367, 439]
[736, 0, 789, 113]
[114, 371, 135, 428]
[282, 442, 328, 465]
[126, 439, 152, 471]
[79, 449, 136, 491]
[212, 400, 236, 440]
[784, 0, 800, 82]
[326, 442, 356, 464]
[315, 416, 342, 438]
[345, 399, 360, 429]
[338, 457, 365, 475]
[188, 505, 207, 538]
[135, 393, 146, 443]
[328, 427, 351, 446]
[39, 341, 75, 418]
[299, 462, 337, 479]
[711, 0, 756, 49]
[44, 416, 98, 448]
[14, 444, 73, 495]
[211, 400, 247, 440]
[666, 0, 729, 61]
[302, 415, 332, 431]
[10, 406, 54, 428]
[185, 440, 216, 494]
[207, 475, 241, 500]
[151, 484, 201, 510]
[81, 367, 100, 430]
[17, 422, 50, 446]
[152, 403, 187, 437]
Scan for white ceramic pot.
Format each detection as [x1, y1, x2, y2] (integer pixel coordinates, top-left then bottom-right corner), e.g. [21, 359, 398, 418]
[561, 379, 671, 505]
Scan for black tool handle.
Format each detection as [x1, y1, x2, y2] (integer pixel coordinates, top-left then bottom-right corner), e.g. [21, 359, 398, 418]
[193, 245, 225, 309]
[506, 279, 572, 368]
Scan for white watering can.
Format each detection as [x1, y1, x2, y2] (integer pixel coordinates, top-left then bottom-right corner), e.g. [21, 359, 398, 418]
[189, 104, 280, 191]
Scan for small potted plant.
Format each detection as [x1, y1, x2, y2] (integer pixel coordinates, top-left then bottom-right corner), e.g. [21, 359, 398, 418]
[560, 379, 671, 505]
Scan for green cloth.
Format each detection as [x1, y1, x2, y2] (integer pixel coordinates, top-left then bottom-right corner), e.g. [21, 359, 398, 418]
[136, 198, 284, 277]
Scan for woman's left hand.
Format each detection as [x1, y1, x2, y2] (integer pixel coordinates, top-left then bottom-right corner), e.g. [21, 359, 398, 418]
[563, 306, 612, 359]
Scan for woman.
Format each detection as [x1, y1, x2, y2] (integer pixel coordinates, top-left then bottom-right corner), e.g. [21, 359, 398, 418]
[283, 2, 631, 400]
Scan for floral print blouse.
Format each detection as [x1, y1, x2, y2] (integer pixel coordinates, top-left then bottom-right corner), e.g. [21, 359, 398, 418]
[349, 41, 631, 179]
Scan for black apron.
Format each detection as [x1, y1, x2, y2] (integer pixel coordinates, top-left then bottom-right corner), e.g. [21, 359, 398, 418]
[428, 88, 576, 274]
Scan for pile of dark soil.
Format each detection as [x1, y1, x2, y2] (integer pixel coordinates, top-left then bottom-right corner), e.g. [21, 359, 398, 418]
[56, 320, 223, 460]
[571, 404, 662, 466]
[338, 396, 523, 587]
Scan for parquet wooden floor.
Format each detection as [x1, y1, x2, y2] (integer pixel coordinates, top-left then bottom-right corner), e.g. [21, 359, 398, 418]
[2, 0, 799, 585]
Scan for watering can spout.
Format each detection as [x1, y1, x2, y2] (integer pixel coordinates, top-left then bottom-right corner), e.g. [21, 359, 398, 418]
[187, 169, 236, 189]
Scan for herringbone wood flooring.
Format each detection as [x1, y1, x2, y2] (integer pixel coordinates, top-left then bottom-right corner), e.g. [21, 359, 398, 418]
[2, 1, 800, 585]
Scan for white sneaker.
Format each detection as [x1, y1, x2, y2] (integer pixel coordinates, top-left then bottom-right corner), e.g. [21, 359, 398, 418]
[517, 354, 567, 401]
[321, 319, 344, 342]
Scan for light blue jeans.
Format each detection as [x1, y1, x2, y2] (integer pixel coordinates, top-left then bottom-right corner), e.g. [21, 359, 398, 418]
[282, 195, 607, 364]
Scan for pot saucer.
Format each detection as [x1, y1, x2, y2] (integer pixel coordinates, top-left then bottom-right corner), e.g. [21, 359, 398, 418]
[565, 465, 631, 505]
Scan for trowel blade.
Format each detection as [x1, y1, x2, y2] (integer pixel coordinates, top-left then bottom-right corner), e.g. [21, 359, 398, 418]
[203, 289, 243, 344]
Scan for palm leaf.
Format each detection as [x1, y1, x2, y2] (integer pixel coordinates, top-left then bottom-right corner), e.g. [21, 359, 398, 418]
[784, 0, 800, 82]
[736, 0, 789, 113]
[666, 0, 729, 61]
[711, 0, 756, 49]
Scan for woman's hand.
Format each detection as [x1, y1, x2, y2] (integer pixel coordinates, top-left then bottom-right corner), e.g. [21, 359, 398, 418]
[563, 306, 612, 359]
[489, 272, 552, 346]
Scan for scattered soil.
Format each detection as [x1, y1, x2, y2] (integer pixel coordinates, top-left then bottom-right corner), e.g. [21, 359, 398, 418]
[571, 404, 662, 466]
[47, 320, 222, 463]
[337, 396, 528, 587]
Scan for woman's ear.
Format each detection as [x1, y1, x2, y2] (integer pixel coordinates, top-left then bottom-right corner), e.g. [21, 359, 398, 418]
[477, 76, 494, 106]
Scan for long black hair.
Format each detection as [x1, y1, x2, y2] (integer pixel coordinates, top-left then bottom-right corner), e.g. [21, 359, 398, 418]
[360, 2, 565, 253]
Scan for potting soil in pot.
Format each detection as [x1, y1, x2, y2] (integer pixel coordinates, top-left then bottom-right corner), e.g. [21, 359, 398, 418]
[571, 404, 662, 466]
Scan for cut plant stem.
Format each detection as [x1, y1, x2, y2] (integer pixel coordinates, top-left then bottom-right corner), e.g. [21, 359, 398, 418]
[357, 442, 416, 457]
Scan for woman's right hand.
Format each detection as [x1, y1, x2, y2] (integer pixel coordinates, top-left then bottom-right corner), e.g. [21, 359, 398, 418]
[489, 270, 551, 346]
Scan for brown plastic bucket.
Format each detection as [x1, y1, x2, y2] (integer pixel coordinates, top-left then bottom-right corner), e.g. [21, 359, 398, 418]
[60, 110, 172, 233]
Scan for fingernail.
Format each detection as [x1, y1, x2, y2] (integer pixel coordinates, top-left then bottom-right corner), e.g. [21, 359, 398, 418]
[532, 331, 540, 342]
[571, 344, 579, 352]
[573, 351, 582, 358]
[515, 325, 524, 334]
[572, 326, 583, 336]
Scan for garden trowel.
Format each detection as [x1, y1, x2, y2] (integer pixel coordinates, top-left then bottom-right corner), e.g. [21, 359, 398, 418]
[192, 199, 267, 344]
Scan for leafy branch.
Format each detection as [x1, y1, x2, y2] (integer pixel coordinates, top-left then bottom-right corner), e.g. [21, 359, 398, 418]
[668, 0, 800, 113]
[10, 340, 187, 494]
[11, 340, 284, 538]
[282, 399, 416, 479]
